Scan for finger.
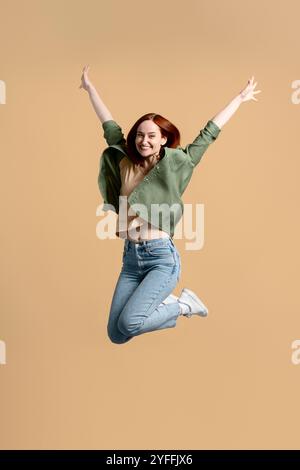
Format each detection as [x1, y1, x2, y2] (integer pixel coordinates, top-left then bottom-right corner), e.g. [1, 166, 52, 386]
[253, 81, 257, 88]
[252, 96, 258, 101]
[253, 90, 262, 94]
[251, 76, 254, 83]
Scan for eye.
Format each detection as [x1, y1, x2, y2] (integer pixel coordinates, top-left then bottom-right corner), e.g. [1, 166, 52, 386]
[136, 134, 156, 138]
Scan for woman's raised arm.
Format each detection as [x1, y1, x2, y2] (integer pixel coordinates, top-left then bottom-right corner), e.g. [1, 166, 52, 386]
[211, 76, 261, 129]
[79, 65, 114, 124]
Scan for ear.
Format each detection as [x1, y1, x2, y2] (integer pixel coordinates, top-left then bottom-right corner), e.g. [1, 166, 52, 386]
[161, 136, 168, 146]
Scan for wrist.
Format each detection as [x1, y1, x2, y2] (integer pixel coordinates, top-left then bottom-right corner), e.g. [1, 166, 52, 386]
[87, 83, 96, 94]
[237, 92, 244, 104]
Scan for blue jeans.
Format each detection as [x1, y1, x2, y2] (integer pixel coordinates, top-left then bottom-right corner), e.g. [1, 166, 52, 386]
[107, 237, 181, 344]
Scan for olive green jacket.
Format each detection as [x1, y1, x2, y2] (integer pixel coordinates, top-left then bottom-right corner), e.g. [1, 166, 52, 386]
[98, 119, 221, 237]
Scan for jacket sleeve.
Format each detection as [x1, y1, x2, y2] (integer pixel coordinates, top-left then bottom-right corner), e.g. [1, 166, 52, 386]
[182, 120, 221, 167]
[102, 120, 126, 146]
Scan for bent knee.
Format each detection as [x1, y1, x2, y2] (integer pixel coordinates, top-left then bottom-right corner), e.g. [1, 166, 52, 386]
[107, 333, 130, 345]
[117, 316, 141, 337]
[107, 326, 131, 345]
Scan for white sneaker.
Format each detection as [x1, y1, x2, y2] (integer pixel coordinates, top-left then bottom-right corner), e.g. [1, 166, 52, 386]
[178, 288, 208, 317]
[162, 294, 178, 305]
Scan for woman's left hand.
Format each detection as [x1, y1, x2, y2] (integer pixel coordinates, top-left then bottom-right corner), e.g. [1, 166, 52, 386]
[239, 76, 262, 102]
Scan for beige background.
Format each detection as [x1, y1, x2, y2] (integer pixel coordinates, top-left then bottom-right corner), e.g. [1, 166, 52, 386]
[1, 0, 300, 450]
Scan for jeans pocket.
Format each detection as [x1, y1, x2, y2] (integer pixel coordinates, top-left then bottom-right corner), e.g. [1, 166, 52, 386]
[148, 244, 173, 257]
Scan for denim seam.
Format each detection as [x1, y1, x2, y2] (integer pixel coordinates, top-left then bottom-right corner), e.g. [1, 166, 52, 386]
[176, 251, 181, 281]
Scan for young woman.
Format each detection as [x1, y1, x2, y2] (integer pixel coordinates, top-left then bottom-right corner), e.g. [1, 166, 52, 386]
[79, 66, 261, 344]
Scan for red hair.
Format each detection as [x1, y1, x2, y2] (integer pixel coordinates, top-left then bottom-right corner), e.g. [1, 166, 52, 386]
[126, 113, 181, 164]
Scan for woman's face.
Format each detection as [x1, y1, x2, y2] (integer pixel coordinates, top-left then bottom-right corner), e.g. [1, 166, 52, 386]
[135, 120, 167, 158]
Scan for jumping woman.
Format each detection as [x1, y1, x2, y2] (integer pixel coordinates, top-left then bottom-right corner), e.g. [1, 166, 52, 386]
[79, 66, 261, 344]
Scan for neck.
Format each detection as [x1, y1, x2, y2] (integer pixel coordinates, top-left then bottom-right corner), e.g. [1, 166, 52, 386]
[140, 151, 160, 168]
[147, 151, 160, 161]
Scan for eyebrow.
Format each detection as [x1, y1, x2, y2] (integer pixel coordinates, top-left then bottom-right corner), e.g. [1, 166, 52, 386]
[136, 131, 157, 135]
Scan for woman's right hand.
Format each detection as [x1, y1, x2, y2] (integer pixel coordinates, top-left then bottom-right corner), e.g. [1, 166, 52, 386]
[239, 76, 261, 102]
[79, 65, 93, 91]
